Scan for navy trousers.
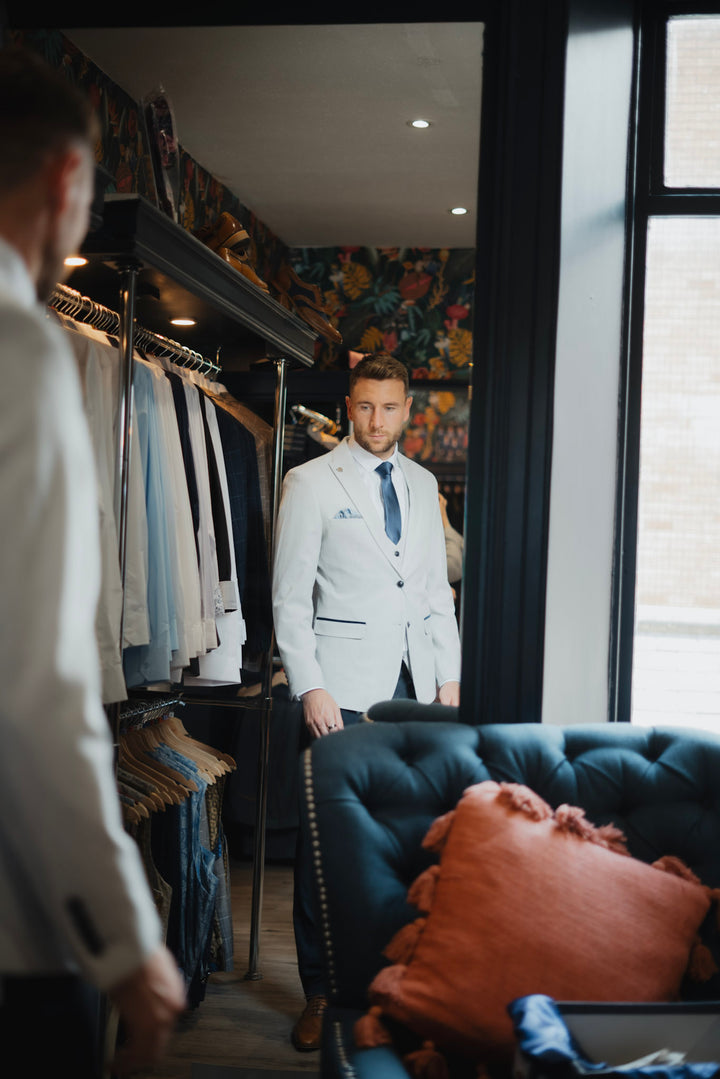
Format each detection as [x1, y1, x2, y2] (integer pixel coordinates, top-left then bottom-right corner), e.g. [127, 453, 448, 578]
[293, 664, 416, 998]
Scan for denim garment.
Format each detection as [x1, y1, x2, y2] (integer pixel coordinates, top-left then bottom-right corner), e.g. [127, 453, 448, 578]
[200, 777, 233, 974]
[149, 745, 218, 994]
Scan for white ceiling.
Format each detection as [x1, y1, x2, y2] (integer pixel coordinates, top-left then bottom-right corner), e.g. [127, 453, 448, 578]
[62, 22, 483, 249]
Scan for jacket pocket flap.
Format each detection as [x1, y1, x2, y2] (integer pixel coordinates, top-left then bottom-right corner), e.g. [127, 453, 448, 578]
[314, 616, 367, 640]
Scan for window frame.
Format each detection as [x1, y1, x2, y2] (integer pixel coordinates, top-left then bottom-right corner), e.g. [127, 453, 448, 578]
[610, 0, 720, 723]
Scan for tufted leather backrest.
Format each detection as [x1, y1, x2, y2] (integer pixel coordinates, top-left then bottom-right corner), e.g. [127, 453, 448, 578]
[301, 719, 720, 1007]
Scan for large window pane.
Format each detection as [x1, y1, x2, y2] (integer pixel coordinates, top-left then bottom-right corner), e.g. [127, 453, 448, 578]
[632, 217, 720, 730]
[665, 15, 720, 187]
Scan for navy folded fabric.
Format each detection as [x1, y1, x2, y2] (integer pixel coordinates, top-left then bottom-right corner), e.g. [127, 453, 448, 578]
[508, 995, 720, 1079]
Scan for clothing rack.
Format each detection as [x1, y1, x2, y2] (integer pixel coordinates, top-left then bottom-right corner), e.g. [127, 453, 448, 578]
[119, 695, 186, 729]
[50, 284, 221, 376]
[51, 253, 294, 980]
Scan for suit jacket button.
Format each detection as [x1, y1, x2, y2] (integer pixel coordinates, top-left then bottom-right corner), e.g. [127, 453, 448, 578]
[394, 550, 400, 557]
[397, 580, 404, 588]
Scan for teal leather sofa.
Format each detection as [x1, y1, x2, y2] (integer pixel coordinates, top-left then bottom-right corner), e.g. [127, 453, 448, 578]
[298, 701, 720, 1078]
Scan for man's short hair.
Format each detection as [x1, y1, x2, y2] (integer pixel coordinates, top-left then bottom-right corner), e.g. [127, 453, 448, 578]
[349, 352, 410, 396]
[0, 47, 95, 195]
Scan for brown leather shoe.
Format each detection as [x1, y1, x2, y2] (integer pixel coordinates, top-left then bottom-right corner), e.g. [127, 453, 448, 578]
[291, 994, 327, 1051]
[196, 211, 250, 254]
[216, 246, 270, 292]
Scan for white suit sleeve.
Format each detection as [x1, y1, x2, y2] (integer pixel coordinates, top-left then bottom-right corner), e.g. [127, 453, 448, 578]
[0, 308, 162, 989]
[271, 467, 326, 699]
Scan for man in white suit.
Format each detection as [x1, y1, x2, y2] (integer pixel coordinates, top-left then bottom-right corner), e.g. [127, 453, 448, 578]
[0, 48, 185, 1076]
[272, 352, 461, 1048]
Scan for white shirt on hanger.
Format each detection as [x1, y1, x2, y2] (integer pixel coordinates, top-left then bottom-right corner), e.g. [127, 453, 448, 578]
[184, 394, 246, 686]
[183, 379, 222, 652]
[144, 360, 205, 675]
[62, 318, 151, 659]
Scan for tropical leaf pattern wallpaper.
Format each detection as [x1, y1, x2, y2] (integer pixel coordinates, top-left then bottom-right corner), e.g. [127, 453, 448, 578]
[289, 246, 475, 381]
[402, 387, 470, 467]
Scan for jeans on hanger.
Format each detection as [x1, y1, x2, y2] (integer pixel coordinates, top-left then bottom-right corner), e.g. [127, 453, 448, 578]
[149, 748, 216, 995]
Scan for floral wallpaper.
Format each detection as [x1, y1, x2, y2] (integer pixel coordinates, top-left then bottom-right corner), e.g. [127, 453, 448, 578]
[11, 30, 475, 385]
[289, 245, 475, 381]
[8, 29, 157, 201]
[401, 387, 470, 466]
[8, 28, 291, 286]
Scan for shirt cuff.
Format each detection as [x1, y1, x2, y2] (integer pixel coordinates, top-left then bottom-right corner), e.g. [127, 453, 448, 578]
[297, 685, 324, 701]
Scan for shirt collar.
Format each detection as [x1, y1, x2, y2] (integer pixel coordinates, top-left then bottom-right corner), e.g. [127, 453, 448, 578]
[0, 237, 39, 312]
[348, 434, 401, 474]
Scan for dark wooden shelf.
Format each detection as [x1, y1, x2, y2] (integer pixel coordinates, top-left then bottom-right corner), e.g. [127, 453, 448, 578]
[71, 194, 317, 370]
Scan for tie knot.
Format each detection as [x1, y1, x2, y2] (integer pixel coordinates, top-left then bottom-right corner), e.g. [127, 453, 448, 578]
[376, 461, 393, 478]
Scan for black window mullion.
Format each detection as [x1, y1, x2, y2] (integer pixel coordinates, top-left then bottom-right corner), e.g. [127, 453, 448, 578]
[647, 193, 720, 213]
[614, 0, 720, 723]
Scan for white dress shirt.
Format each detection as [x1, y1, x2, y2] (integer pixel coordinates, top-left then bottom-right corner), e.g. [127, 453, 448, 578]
[347, 435, 409, 556]
[0, 237, 161, 986]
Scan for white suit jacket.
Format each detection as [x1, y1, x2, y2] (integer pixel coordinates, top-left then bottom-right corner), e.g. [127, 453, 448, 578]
[272, 437, 461, 712]
[0, 239, 161, 988]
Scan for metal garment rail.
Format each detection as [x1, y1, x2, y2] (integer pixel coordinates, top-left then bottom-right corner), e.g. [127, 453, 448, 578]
[50, 276, 288, 979]
[50, 283, 221, 376]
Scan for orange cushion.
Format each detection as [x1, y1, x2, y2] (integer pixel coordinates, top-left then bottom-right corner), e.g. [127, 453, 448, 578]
[360, 781, 713, 1064]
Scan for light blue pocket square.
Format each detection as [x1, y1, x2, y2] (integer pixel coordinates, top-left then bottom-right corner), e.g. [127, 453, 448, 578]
[333, 507, 363, 519]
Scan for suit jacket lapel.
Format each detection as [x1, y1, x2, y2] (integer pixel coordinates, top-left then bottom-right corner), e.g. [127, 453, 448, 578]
[327, 440, 401, 568]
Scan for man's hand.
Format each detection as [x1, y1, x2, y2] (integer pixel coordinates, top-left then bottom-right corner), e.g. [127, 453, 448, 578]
[109, 944, 187, 1075]
[437, 681, 460, 707]
[302, 688, 343, 738]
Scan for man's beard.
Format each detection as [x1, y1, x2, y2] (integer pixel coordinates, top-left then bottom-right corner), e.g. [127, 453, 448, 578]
[35, 229, 67, 305]
[354, 429, 397, 457]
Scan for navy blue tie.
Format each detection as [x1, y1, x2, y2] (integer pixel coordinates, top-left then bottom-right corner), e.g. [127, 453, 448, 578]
[375, 460, 401, 544]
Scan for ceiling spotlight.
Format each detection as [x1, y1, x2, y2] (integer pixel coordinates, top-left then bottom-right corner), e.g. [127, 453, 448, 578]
[449, 207, 468, 215]
[408, 119, 431, 129]
[170, 318, 196, 327]
[64, 255, 88, 267]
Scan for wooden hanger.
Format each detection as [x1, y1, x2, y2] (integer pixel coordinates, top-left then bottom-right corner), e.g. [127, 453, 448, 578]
[130, 725, 200, 793]
[118, 737, 182, 807]
[164, 715, 236, 774]
[157, 716, 231, 782]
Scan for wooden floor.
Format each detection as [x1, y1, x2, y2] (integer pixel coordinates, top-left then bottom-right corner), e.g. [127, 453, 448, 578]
[136, 859, 319, 1079]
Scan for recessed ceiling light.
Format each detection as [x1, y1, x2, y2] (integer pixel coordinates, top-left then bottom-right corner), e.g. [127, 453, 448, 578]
[449, 207, 468, 215]
[408, 119, 431, 129]
[170, 318, 196, 327]
[64, 255, 88, 267]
